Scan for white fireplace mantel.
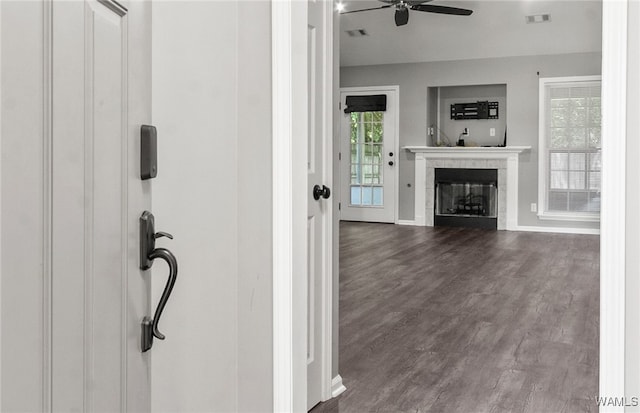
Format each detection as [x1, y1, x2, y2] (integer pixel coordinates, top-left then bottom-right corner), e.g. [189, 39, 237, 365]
[404, 146, 531, 157]
[404, 146, 531, 230]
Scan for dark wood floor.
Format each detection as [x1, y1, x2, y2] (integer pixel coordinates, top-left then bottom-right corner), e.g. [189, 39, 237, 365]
[312, 222, 599, 413]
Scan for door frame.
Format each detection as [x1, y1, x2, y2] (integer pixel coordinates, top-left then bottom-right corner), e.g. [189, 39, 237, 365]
[339, 85, 400, 224]
[0, 0, 629, 410]
[599, 0, 627, 406]
[272, 0, 335, 410]
[271, 0, 628, 411]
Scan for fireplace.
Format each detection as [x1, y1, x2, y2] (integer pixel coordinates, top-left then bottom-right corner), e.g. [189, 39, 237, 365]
[435, 168, 498, 229]
[405, 146, 531, 230]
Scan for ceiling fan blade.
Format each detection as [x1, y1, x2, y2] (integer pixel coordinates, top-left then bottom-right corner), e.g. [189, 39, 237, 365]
[395, 7, 409, 26]
[340, 4, 393, 15]
[411, 4, 473, 16]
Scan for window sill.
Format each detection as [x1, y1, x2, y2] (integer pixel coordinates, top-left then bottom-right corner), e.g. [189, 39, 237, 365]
[537, 212, 600, 223]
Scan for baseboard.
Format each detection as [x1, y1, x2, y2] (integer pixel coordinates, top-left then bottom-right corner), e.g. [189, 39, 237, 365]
[516, 225, 600, 235]
[396, 220, 416, 226]
[331, 374, 346, 398]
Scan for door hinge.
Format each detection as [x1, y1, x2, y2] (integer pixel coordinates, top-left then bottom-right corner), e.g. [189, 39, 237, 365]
[339, 102, 341, 110]
[339, 202, 341, 210]
[339, 152, 341, 161]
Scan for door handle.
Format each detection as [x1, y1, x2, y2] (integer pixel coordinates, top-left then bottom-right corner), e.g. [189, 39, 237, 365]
[140, 211, 178, 352]
[313, 184, 331, 200]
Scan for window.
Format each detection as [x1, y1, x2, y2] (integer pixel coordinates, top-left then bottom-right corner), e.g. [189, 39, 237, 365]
[349, 111, 384, 206]
[538, 76, 601, 221]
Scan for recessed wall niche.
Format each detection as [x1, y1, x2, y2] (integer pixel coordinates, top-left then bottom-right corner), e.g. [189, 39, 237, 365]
[427, 84, 507, 147]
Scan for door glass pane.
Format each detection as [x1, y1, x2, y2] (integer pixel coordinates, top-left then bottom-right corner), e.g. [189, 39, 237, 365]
[349, 110, 384, 207]
[350, 186, 361, 205]
[361, 187, 372, 206]
[372, 187, 383, 206]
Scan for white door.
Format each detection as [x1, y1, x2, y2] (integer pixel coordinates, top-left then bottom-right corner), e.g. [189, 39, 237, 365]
[307, 0, 333, 409]
[1, 1, 153, 410]
[340, 87, 398, 223]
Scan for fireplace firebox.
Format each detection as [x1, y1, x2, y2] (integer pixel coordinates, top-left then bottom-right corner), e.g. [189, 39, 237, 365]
[435, 168, 498, 229]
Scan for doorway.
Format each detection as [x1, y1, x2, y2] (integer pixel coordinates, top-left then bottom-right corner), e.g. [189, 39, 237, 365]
[339, 87, 399, 223]
[273, 0, 637, 410]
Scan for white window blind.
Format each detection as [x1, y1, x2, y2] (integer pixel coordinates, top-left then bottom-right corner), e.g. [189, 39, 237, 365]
[539, 77, 601, 220]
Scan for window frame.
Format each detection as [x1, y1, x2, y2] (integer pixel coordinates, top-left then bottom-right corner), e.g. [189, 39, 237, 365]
[537, 75, 602, 222]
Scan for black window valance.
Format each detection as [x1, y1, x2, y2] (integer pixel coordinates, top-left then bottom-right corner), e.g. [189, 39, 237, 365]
[344, 94, 387, 113]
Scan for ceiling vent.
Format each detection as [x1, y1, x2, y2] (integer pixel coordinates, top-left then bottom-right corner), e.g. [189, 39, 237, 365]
[525, 14, 551, 24]
[345, 28, 368, 37]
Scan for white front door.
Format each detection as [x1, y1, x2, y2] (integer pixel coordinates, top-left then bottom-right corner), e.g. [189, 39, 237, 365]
[52, 1, 153, 410]
[340, 87, 398, 223]
[307, 0, 333, 409]
[1, 1, 153, 410]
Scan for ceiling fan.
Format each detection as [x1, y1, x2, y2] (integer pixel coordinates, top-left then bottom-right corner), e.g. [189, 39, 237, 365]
[341, 0, 473, 27]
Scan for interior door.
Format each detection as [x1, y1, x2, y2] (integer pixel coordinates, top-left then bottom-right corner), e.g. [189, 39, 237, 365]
[1, 0, 154, 410]
[307, 0, 333, 409]
[340, 88, 397, 223]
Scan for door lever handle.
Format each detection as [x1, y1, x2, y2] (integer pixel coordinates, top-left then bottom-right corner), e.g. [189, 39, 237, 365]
[155, 231, 173, 240]
[140, 211, 178, 352]
[142, 248, 177, 349]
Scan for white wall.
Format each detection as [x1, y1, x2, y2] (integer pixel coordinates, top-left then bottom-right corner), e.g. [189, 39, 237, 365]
[341, 52, 602, 229]
[236, 1, 273, 410]
[152, 2, 273, 412]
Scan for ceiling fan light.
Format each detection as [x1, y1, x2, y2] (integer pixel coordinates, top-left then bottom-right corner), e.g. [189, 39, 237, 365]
[395, 8, 409, 26]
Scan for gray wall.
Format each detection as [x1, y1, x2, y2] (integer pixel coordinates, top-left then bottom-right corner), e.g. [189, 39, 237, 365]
[341, 52, 602, 229]
[437, 84, 507, 147]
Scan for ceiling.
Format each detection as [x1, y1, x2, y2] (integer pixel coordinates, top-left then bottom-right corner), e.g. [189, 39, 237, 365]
[339, 0, 602, 66]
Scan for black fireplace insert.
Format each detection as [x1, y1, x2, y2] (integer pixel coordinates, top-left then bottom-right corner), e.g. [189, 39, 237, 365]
[435, 168, 498, 229]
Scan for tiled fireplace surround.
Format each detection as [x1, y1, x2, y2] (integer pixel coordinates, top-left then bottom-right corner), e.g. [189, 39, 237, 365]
[405, 147, 531, 230]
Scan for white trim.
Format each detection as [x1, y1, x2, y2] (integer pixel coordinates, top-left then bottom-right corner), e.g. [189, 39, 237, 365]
[516, 226, 600, 235]
[272, 1, 294, 411]
[319, 0, 334, 403]
[42, 2, 53, 409]
[404, 146, 531, 155]
[413, 153, 427, 226]
[340, 86, 400, 224]
[397, 220, 416, 226]
[0, 1, 3, 407]
[537, 75, 602, 223]
[537, 212, 600, 222]
[600, 0, 627, 410]
[330, 375, 346, 398]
